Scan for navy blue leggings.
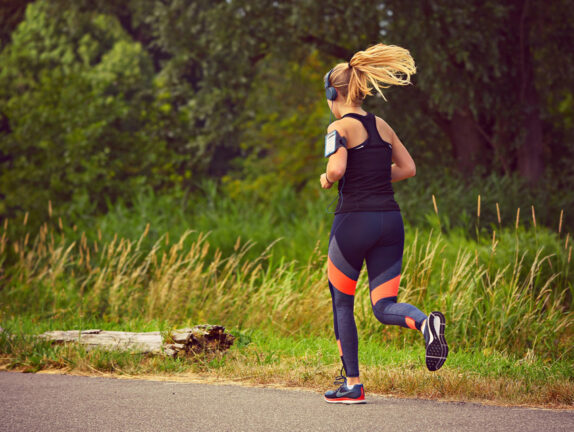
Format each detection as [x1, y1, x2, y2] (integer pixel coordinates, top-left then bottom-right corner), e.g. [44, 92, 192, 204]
[328, 211, 427, 377]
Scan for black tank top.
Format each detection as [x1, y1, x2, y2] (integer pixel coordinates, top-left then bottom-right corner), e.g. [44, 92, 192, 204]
[334, 112, 400, 214]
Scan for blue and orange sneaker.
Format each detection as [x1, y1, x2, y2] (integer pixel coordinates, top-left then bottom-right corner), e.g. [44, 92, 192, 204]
[324, 368, 366, 404]
[423, 311, 448, 371]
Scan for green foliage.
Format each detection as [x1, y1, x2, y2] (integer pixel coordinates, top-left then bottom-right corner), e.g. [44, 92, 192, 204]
[394, 169, 574, 234]
[0, 0, 572, 361]
[384, 0, 574, 179]
[0, 3, 572, 406]
[0, 1, 171, 230]
[223, 51, 331, 196]
[1, 181, 572, 361]
[1, 0, 573, 236]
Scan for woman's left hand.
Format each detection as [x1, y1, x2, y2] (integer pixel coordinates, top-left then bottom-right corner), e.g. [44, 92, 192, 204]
[320, 173, 333, 189]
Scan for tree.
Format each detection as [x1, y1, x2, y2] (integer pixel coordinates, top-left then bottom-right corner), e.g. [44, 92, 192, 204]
[0, 1, 171, 224]
[2, 0, 573, 221]
[61, 0, 380, 178]
[385, 0, 574, 182]
[0, 0, 34, 50]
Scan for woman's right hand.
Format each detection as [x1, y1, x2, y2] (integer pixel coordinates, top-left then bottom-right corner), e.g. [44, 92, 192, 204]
[320, 173, 333, 189]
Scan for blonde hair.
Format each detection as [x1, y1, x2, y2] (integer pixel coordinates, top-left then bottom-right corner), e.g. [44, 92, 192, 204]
[329, 43, 416, 105]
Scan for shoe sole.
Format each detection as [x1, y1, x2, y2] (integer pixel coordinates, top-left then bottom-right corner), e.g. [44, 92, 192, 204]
[426, 311, 448, 371]
[324, 397, 366, 404]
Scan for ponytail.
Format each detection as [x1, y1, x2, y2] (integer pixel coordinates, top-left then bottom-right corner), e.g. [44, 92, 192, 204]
[329, 44, 416, 105]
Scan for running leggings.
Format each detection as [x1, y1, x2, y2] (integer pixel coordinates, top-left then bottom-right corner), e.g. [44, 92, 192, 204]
[328, 211, 427, 377]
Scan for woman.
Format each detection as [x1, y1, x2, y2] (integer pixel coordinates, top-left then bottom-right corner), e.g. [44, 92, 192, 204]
[320, 43, 448, 404]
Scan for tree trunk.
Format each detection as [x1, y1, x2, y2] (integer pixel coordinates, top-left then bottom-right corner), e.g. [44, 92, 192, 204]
[514, 0, 544, 183]
[412, 88, 487, 176]
[447, 107, 486, 175]
[517, 91, 544, 182]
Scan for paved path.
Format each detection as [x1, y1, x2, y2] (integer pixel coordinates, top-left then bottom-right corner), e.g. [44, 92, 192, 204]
[1, 371, 572, 432]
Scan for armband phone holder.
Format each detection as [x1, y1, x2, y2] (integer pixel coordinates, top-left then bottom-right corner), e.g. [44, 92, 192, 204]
[324, 130, 347, 158]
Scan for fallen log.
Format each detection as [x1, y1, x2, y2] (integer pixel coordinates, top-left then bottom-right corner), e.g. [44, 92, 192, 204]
[38, 324, 235, 358]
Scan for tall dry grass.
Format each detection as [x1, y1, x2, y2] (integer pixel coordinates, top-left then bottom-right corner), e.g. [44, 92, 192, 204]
[0, 202, 572, 361]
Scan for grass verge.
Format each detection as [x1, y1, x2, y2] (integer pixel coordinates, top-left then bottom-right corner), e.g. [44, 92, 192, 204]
[1, 320, 572, 409]
[2, 218, 572, 362]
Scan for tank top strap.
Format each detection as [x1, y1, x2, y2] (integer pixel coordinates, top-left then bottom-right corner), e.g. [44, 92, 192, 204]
[341, 112, 371, 126]
[341, 112, 379, 142]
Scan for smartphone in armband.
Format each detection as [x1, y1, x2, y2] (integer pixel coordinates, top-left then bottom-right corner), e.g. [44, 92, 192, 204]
[324, 130, 347, 158]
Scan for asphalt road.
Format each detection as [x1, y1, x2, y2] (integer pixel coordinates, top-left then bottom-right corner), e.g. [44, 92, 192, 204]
[1, 371, 572, 432]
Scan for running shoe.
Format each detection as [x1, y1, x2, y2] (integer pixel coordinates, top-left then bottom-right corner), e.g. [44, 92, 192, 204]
[423, 311, 448, 371]
[324, 367, 366, 404]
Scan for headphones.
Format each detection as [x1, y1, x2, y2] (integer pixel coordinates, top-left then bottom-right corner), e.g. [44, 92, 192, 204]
[324, 68, 338, 101]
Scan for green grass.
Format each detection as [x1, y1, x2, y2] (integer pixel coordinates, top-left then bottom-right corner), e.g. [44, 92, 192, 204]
[1, 317, 572, 407]
[1, 211, 571, 360]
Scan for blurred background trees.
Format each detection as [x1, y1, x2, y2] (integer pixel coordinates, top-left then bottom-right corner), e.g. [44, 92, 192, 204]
[1, 0, 573, 234]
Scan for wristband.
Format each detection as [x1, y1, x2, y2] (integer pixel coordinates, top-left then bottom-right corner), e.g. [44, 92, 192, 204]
[325, 173, 334, 185]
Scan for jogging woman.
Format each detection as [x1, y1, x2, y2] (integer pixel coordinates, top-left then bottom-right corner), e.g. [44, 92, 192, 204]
[320, 44, 448, 404]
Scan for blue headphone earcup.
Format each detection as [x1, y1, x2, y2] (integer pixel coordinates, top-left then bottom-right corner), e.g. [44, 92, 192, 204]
[325, 86, 338, 101]
[324, 68, 338, 101]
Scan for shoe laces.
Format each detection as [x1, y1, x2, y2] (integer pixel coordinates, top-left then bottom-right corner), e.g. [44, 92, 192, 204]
[333, 366, 347, 387]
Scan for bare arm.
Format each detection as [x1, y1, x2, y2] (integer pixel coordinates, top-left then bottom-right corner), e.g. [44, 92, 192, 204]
[390, 137, 416, 182]
[376, 117, 416, 182]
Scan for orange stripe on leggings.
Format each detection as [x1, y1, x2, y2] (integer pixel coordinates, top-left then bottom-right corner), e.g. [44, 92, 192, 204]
[328, 257, 357, 296]
[337, 339, 343, 356]
[405, 316, 417, 329]
[370, 274, 400, 305]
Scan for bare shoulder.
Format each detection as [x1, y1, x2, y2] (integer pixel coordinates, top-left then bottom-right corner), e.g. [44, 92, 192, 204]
[374, 115, 396, 142]
[327, 117, 355, 135]
[375, 115, 394, 133]
[327, 119, 342, 133]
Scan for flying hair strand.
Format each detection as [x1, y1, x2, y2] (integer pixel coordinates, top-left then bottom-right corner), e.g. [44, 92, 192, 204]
[329, 43, 416, 105]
